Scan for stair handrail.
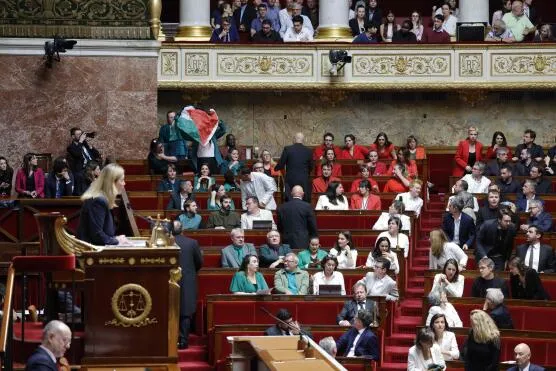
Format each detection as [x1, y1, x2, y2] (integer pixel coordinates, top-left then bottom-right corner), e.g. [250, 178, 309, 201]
[0, 264, 15, 369]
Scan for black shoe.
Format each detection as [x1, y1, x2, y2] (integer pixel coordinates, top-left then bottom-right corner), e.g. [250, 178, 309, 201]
[178, 338, 188, 350]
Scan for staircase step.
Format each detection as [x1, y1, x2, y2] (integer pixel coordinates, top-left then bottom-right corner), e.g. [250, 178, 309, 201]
[179, 360, 213, 371]
[405, 287, 425, 298]
[380, 361, 408, 370]
[178, 345, 208, 362]
[384, 345, 412, 363]
[407, 277, 424, 288]
[393, 315, 422, 333]
[189, 334, 208, 346]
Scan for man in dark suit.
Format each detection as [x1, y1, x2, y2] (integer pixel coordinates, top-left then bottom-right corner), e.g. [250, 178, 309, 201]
[264, 308, 311, 338]
[173, 221, 203, 349]
[44, 157, 74, 198]
[475, 208, 517, 271]
[508, 343, 545, 371]
[519, 200, 553, 233]
[496, 164, 521, 194]
[366, 0, 383, 30]
[277, 186, 318, 249]
[516, 226, 555, 273]
[337, 283, 378, 326]
[26, 320, 71, 371]
[529, 163, 552, 195]
[275, 132, 313, 202]
[441, 197, 475, 250]
[166, 179, 195, 210]
[336, 310, 380, 360]
[233, 0, 257, 35]
[485, 147, 512, 176]
[66, 127, 101, 175]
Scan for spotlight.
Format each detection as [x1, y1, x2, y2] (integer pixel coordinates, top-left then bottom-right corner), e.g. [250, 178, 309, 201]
[44, 37, 77, 68]
[328, 50, 352, 76]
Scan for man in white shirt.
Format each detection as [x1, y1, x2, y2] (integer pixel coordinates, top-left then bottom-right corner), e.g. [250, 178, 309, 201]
[396, 179, 423, 217]
[516, 226, 555, 273]
[372, 199, 411, 233]
[460, 161, 491, 194]
[280, 3, 314, 38]
[238, 167, 277, 210]
[357, 258, 399, 301]
[335, 310, 380, 359]
[241, 196, 276, 230]
[284, 15, 313, 42]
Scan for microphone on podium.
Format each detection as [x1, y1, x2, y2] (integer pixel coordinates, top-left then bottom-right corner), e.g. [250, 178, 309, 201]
[259, 307, 315, 357]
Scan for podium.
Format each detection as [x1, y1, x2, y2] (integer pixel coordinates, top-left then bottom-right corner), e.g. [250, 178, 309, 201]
[43, 214, 181, 370]
[228, 336, 347, 371]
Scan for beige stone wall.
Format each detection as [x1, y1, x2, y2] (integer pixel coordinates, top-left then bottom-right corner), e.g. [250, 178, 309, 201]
[0, 55, 158, 168]
[158, 91, 556, 156]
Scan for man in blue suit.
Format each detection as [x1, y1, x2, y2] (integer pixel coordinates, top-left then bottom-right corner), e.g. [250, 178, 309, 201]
[508, 343, 545, 371]
[26, 320, 71, 371]
[336, 310, 379, 360]
[441, 197, 475, 251]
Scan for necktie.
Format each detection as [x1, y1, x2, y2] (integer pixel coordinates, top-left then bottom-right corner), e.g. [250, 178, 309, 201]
[55, 179, 62, 198]
[358, 302, 365, 311]
[528, 245, 534, 268]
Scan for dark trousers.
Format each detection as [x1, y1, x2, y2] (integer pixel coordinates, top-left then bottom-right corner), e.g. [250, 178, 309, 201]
[179, 315, 193, 342]
[490, 255, 506, 271]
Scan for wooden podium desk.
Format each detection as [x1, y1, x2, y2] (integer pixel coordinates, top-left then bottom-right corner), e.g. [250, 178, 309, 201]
[79, 246, 181, 371]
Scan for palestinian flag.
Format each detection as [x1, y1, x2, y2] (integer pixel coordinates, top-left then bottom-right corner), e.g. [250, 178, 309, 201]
[175, 106, 219, 146]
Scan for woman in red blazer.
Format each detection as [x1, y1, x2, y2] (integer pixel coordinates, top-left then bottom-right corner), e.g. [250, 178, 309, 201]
[365, 150, 388, 176]
[316, 148, 343, 177]
[15, 153, 45, 198]
[453, 126, 483, 177]
[339, 134, 369, 160]
[369, 132, 397, 160]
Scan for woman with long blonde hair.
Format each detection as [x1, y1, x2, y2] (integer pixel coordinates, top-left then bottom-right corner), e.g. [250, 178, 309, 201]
[463, 309, 500, 371]
[429, 229, 467, 270]
[77, 163, 130, 245]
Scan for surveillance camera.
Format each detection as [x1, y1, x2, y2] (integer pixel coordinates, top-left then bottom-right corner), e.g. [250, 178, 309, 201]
[44, 37, 77, 68]
[328, 49, 352, 76]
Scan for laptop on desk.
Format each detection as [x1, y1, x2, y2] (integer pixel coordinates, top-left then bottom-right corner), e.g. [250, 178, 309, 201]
[318, 284, 342, 296]
[252, 220, 273, 230]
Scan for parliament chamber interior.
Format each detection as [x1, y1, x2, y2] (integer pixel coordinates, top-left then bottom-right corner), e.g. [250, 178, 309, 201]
[1, 0, 556, 370]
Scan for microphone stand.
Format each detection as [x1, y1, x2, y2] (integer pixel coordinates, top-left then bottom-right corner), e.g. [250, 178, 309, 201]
[260, 307, 315, 358]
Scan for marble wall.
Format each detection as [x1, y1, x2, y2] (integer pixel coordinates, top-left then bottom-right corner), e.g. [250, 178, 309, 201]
[158, 91, 556, 156]
[0, 55, 158, 168]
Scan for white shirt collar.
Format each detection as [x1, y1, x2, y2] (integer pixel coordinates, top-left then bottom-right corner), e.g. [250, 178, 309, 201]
[39, 345, 57, 364]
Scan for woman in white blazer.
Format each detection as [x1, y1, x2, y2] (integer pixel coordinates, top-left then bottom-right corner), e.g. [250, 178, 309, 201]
[429, 313, 460, 361]
[407, 328, 446, 371]
[315, 181, 349, 210]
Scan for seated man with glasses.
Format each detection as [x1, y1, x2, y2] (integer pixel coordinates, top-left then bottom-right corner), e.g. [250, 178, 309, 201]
[357, 257, 399, 301]
[274, 252, 310, 294]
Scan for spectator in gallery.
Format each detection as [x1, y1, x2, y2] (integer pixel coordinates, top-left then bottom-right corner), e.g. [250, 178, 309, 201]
[438, 3, 458, 37]
[265, 0, 281, 29]
[44, 157, 74, 198]
[392, 20, 417, 43]
[167, 180, 194, 210]
[274, 252, 310, 295]
[157, 110, 188, 161]
[250, 3, 279, 38]
[513, 129, 544, 163]
[75, 160, 101, 196]
[434, 0, 460, 18]
[516, 179, 543, 212]
[475, 209, 517, 271]
[365, 0, 383, 29]
[453, 126, 483, 177]
[471, 257, 510, 298]
[349, 4, 368, 36]
[339, 134, 369, 160]
[519, 199, 552, 232]
[330, 231, 358, 269]
[410, 12, 424, 41]
[396, 179, 423, 217]
[220, 148, 244, 176]
[0, 156, 13, 196]
[335, 310, 380, 359]
[280, 2, 314, 38]
[221, 228, 257, 268]
[365, 236, 400, 274]
[284, 15, 313, 42]
[259, 230, 292, 269]
[313, 163, 341, 193]
[229, 255, 270, 294]
[206, 195, 241, 229]
[66, 126, 102, 178]
[426, 288, 463, 329]
[313, 132, 341, 160]
[483, 288, 514, 329]
[495, 164, 521, 194]
[369, 132, 397, 160]
[358, 257, 399, 301]
[430, 259, 465, 298]
[421, 15, 451, 43]
[350, 180, 382, 211]
[378, 216, 410, 258]
[528, 163, 552, 194]
[485, 19, 516, 42]
[508, 255, 550, 300]
[406, 135, 426, 160]
[298, 237, 328, 269]
[148, 138, 177, 175]
[352, 22, 380, 44]
[315, 181, 349, 211]
[459, 161, 490, 194]
[253, 19, 283, 42]
[240, 196, 276, 230]
[429, 229, 468, 271]
[534, 23, 554, 42]
[491, 0, 512, 27]
[429, 313, 460, 361]
[317, 148, 343, 177]
[365, 150, 388, 176]
[157, 163, 180, 193]
[210, 16, 240, 43]
[486, 131, 510, 159]
[350, 166, 379, 193]
[372, 199, 411, 232]
[233, 0, 257, 35]
[502, 0, 536, 42]
[194, 163, 216, 192]
[380, 10, 400, 43]
[210, 1, 227, 29]
[312, 255, 346, 295]
[463, 310, 501, 371]
[177, 200, 203, 230]
[15, 153, 45, 198]
[388, 147, 419, 181]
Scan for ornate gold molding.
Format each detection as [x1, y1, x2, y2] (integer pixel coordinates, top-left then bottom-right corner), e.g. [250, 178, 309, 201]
[175, 26, 212, 41]
[105, 283, 158, 328]
[353, 54, 450, 76]
[217, 54, 313, 76]
[55, 216, 101, 256]
[491, 53, 556, 75]
[148, 0, 162, 40]
[316, 26, 352, 40]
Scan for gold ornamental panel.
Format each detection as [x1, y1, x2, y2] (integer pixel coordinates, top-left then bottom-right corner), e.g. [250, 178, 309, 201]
[491, 53, 556, 76]
[459, 53, 483, 77]
[352, 54, 451, 77]
[105, 283, 158, 327]
[217, 54, 313, 76]
[161, 52, 178, 76]
[185, 53, 209, 76]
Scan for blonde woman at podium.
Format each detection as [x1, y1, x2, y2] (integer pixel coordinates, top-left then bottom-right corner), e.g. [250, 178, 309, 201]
[77, 163, 131, 245]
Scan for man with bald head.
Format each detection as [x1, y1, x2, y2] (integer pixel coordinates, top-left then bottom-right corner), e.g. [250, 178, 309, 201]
[508, 343, 545, 371]
[26, 320, 71, 370]
[275, 132, 313, 202]
[277, 186, 318, 249]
